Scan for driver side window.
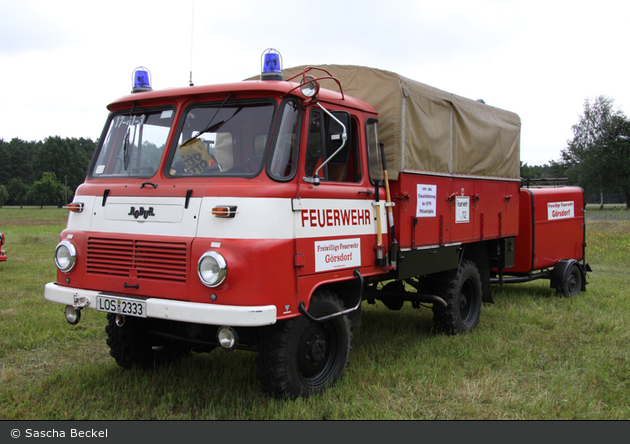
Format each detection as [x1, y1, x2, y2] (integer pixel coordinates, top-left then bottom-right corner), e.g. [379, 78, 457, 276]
[305, 109, 359, 182]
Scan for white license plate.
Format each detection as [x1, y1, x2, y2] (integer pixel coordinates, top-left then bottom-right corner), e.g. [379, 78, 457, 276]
[96, 295, 147, 318]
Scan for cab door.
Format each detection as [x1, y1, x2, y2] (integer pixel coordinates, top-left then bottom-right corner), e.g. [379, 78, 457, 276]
[294, 108, 384, 278]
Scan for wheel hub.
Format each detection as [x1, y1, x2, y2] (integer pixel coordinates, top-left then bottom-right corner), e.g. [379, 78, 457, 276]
[306, 334, 327, 364]
[567, 275, 577, 292]
[459, 293, 468, 309]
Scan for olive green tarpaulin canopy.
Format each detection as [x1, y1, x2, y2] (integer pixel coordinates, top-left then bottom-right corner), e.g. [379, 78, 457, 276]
[279, 65, 521, 181]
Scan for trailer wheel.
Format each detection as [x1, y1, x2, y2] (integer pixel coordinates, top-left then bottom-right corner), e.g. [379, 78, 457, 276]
[105, 314, 188, 369]
[432, 259, 482, 335]
[559, 263, 582, 297]
[256, 291, 352, 399]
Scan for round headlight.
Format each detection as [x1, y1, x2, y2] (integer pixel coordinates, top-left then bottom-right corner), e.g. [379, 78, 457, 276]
[197, 251, 227, 288]
[300, 76, 319, 98]
[217, 326, 238, 350]
[64, 305, 81, 325]
[55, 240, 77, 273]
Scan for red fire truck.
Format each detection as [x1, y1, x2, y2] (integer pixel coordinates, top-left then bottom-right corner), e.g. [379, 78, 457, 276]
[44, 50, 588, 398]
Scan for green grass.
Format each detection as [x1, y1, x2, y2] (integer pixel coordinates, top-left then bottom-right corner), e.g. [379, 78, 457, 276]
[1, 206, 629, 419]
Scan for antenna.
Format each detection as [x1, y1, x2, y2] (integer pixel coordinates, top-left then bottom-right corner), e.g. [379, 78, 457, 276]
[189, 0, 195, 86]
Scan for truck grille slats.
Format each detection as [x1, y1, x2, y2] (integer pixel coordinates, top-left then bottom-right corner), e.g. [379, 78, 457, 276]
[87, 238, 188, 282]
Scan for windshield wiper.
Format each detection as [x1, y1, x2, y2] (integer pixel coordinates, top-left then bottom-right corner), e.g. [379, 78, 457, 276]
[122, 103, 136, 171]
[123, 129, 131, 170]
[182, 93, 234, 146]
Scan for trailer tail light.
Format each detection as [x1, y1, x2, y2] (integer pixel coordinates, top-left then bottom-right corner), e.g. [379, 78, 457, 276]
[212, 206, 237, 218]
[64, 202, 84, 213]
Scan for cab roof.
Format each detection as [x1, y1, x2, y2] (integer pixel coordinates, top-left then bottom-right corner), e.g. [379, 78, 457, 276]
[107, 78, 377, 115]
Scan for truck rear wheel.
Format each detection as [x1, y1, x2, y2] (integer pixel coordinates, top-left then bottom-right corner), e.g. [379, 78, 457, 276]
[432, 259, 482, 335]
[105, 313, 189, 369]
[256, 290, 352, 399]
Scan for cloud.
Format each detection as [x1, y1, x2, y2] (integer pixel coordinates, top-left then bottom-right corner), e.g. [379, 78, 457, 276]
[0, 3, 74, 55]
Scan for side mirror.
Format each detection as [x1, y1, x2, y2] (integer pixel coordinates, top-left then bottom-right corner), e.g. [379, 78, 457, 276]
[326, 111, 350, 165]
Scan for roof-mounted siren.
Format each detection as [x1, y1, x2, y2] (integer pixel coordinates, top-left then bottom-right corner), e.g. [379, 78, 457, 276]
[132, 66, 152, 93]
[260, 48, 283, 81]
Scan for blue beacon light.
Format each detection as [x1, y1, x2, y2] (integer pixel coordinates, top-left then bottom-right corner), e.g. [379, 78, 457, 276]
[260, 49, 283, 81]
[132, 66, 152, 93]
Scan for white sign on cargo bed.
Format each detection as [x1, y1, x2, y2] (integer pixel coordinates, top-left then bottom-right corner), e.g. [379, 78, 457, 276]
[456, 196, 470, 223]
[417, 184, 437, 218]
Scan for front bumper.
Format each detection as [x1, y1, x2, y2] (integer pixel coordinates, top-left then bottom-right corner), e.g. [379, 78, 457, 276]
[44, 282, 277, 327]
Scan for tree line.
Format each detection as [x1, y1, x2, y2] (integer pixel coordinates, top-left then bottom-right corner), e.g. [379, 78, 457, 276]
[560, 96, 630, 208]
[515, 95, 630, 209]
[0, 137, 96, 207]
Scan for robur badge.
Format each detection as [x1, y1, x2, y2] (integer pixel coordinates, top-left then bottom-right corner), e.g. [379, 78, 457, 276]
[128, 206, 156, 219]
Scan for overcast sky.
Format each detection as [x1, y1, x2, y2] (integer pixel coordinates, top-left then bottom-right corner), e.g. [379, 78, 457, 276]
[1, 0, 628, 166]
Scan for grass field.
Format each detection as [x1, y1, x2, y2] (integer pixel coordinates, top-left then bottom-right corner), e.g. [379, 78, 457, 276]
[1, 206, 629, 420]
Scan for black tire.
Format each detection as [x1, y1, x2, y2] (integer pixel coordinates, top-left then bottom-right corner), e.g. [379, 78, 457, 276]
[559, 263, 582, 297]
[432, 259, 482, 335]
[105, 314, 189, 369]
[256, 291, 352, 399]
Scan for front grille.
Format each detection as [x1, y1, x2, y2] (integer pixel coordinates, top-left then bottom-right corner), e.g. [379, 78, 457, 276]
[87, 237, 188, 283]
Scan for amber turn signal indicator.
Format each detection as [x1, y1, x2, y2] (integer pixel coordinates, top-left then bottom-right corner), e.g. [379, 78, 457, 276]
[211, 206, 237, 218]
[64, 202, 84, 213]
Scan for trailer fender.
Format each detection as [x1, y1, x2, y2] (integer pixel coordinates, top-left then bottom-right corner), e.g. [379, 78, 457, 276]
[550, 259, 585, 295]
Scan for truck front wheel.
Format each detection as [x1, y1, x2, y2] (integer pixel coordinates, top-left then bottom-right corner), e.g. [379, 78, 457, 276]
[432, 259, 482, 335]
[105, 314, 189, 369]
[256, 291, 352, 399]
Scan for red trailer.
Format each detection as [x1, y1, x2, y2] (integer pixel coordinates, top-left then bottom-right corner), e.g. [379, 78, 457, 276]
[492, 183, 590, 296]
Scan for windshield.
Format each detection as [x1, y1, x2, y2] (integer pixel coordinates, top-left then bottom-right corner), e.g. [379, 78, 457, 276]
[167, 101, 275, 177]
[91, 108, 174, 178]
